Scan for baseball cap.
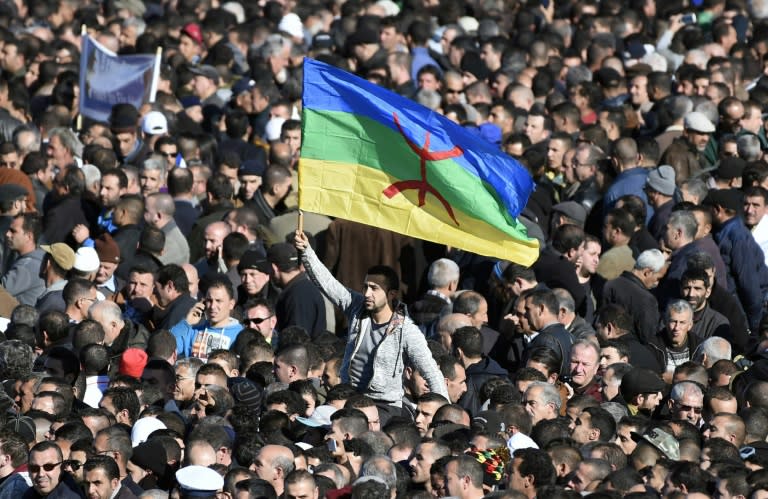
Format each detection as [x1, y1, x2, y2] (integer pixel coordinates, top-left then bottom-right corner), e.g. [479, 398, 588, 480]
[296, 405, 337, 428]
[181, 23, 203, 46]
[267, 243, 299, 268]
[41, 243, 75, 271]
[141, 111, 168, 135]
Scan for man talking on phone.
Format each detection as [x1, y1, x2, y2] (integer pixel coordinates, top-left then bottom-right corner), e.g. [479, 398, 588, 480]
[294, 230, 448, 424]
[170, 276, 243, 360]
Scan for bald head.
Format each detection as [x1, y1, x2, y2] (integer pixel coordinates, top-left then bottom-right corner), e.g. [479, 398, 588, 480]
[255, 445, 295, 494]
[186, 440, 216, 466]
[182, 263, 199, 297]
[436, 313, 473, 351]
[204, 221, 232, 260]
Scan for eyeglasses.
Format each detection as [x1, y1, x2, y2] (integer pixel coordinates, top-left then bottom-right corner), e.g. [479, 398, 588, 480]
[245, 315, 273, 326]
[445, 88, 463, 94]
[29, 462, 63, 473]
[62, 460, 82, 471]
[161, 152, 178, 158]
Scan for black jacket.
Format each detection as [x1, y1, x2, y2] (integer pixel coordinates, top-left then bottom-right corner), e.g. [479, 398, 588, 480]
[525, 322, 574, 376]
[620, 333, 664, 372]
[275, 272, 327, 338]
[114, 224, 142, 280]
[153, 293, 198, 331]
[22, 472, 83, 499]
[41, 195, 88, 245]
[533, 246, 586, 311]
[603, 271, 660, 344]
[458, 355, 509, 416]
[710, 281, 751, 355]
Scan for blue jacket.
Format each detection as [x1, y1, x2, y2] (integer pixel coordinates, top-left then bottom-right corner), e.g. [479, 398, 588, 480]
[0, 473, 29, 499]
[171, 318, 243, 359]
[714, 216, 768, 330]
[603, 168, 654, 223]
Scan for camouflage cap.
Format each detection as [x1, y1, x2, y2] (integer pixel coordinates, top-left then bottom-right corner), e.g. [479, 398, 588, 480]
[632, 428, 680, 461]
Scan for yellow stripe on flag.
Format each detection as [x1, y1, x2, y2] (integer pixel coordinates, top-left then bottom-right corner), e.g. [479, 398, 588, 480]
[299, 158, 540, 266]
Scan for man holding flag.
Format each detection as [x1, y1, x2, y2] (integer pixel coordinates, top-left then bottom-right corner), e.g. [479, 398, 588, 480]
[293, 229, 448, 424]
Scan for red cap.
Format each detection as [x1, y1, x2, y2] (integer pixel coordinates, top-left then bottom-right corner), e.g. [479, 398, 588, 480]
[182, 23, 203, 45]
[119, 348, 148, 379]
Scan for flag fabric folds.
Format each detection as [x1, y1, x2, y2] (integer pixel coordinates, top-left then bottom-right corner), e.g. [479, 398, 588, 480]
[299, 58, 540, 265]
[78, 34, 159, 122]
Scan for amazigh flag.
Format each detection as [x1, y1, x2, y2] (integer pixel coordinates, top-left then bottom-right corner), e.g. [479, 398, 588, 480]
[299, 58, 539, 265]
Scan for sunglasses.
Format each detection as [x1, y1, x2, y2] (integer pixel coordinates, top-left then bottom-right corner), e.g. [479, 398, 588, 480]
[62, 460, 82, 471]
[245, 316, 273, 325]
[674, 402, 703, 413]
[29, 462, 62, 473]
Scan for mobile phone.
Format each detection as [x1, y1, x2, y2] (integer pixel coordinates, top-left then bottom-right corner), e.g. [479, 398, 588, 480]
[327, 439, 338, 452]
[541, 0, 549, 8]
[681, 13, 697, 24]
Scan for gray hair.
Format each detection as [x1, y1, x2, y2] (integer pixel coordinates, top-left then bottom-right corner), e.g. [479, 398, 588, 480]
[680, 178, 708, 203]
[147, 192, 175, 216]
[261, 34, 291, 58]
[601, 401, 629, 423]
[416, 89, 441, 111]
[526, 381, 562, 411]
[666, 96, 693, 122]
[139, 491, 169, 499]
[694, 336, 732, 364]
[565, 65, 593, 87]
[738, 134, 762, 162]
[574, 143, 605, 166]
[667, 210, 698, 241]
[89, 300, 124, 326]
[82, 164, 101, 189]
[271, 450, 295, 476]
[122, 16, 146, 36]
[360, 456, 397, 491]
[49, 127, 83, 157]
[428, 258, 460, 288]
[0, 340, 34, 379]
[141, 156, 167, 176]
[634, 249, 666, 272]
[666, 299, 693, 320]
[669, 380, 704, 402]
[175, 357, 204, 377]
[572, 338, 600, 360]
[552, 288, 575, 313]
[694, 99, 718, 126]
[313, 464, 346, 488]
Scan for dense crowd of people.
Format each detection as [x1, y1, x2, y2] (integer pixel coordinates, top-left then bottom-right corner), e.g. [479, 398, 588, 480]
[0, 0, 768, 498]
